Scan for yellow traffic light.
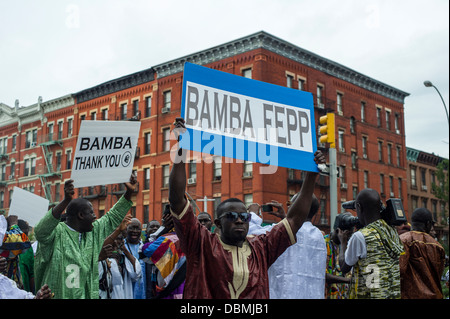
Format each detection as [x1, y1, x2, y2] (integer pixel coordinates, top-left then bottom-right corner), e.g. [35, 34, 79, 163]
[319, 113, 335, 148]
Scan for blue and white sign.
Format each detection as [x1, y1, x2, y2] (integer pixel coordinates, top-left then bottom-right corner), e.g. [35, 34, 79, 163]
[180, 62, 318, 173]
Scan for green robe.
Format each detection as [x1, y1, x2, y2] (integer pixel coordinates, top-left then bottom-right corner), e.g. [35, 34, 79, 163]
[34, 196, 132, 299]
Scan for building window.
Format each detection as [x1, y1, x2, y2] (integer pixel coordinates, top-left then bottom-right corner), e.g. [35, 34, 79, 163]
[133, 100, 139, 117]
[242, 68, 252, 79]
[66, 150, 72, 170]
[387, 144, 392, 165]
[396, 146, 401, 167]
[298, 78, 305, 91]
[143, 205, 149, 224]
[432, 200, 438, 221]
[286, 74, 294, 88]
[56, 152, 62, 172]
[0, 138, 6, 155]
[352, 186, 358, 199]
[380, 174, 385, 195]
[361, 102, 366, 122]
[163, 91, 171, 110]
[411, 167, 417, 188]
[144, 167, 150, 190]
[244, 194, 253, 208]
[144, 132, 151, 155]
[394, 114, 400, 133]
[364, 171, 369, 188]
[351, 151, 357, 169]
[162, 128, 170, 152]
[340, 165, 346, 184]
[350, 117, 356, 134]
[12, 135, 17, 152]
[288, 168, 295, 180]
[1, 164, 5, 181]
[385, 110, 391, 130]
[389, 176, 394, 196]
[24, 159, 30, 176]
[378, 141, 383, 162]
[91, 112, 96, 121]
[362, 136, 368, 158]
[319, 199, 328, 224]
[377, 107, 382, 127]
[145, 96, 152, 117]
[48, 123, 54, 141]
[67, 118, 73, 137]
[162, 165, 170, 187]
[412, 196, 418, 210]
[337, 93, 343, 114]
[58, 121, 63, 139]
[316, 85, 324, 107]
[121, 103, 127, 120]
[0, 192, 4, 209]
[243, 161, 253, 177]
[187, 160, 197, 180]
[31, 158, 36, 175]
[338, 130, 345, 152]
[398, 178, 403, 198]
[101, 108, 108, 121]
[10, 162, 15, 179]
[213, 156, 222, 181]
[421, 168, 427, 190]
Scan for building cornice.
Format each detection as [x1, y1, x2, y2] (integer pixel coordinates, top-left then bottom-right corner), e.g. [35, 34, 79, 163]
[75, 68, 155, 103]
[153, 31, 410, 103]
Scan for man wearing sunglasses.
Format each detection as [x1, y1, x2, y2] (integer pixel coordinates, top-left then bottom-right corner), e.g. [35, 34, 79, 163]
[169, 117, 325, 299]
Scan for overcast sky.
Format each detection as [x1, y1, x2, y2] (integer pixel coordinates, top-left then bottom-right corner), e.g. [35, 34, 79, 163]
[1, 0, 448, 158]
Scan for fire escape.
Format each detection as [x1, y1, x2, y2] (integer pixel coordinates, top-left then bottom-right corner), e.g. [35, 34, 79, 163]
[38, 130, 63, 204]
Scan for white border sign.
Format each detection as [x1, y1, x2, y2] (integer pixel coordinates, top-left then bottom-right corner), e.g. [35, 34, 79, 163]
[9, 187, 50, 227]
[71, 120, 141, 188]
[180, 62, 318, 173]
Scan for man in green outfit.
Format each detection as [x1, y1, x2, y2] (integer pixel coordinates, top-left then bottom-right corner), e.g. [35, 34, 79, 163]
[34, 175, 137, 299]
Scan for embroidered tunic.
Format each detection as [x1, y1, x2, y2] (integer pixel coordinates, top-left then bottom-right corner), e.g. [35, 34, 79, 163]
[34, 196, 133, 299]
[171, 200, 296, 299]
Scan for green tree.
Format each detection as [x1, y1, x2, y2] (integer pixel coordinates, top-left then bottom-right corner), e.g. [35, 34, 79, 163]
[431, 159, 449, 220]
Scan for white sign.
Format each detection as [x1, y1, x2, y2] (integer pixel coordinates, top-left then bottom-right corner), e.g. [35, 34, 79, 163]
[9, 187, 50, 227]
[71, 120, 141, 188]
[180, 62, 318, 173]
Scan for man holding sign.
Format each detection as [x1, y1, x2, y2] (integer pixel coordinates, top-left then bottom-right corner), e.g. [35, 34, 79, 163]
[169, 118, 325, 298]
[34, 174, 137, 299]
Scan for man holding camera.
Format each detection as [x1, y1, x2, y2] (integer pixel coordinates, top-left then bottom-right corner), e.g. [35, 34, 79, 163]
[338, 188, 404, 299]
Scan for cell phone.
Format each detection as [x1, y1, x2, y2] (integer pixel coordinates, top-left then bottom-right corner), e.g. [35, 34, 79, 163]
[261, 204, 273, 212]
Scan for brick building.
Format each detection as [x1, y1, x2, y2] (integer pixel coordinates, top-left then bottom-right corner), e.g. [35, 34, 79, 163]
[406, 147, 448, 241]
[0, 31, 410, 232]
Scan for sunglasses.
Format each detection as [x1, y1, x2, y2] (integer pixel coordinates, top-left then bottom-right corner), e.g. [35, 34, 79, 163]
[219, 211, 252, 222]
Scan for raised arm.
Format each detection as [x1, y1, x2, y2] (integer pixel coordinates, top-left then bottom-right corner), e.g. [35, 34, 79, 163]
[169, 117, 188, 215]
[286, 150, 325, 234]
[52, 179, 75, 219]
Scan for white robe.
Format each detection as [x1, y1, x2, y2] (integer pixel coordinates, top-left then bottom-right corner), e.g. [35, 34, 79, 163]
[0, 274, 35, 299]
[248, 213, 327, 299]
[98, 256, 142, 299]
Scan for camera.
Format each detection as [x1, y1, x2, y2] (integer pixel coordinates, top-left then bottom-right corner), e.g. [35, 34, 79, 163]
[334, 212, 362, 231]
[341, 198, 407, 226]
[381, 198, 407, 226]
[261, 204, 273, 212]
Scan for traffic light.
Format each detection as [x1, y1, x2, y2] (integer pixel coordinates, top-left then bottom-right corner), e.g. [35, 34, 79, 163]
[319, 113, 335, 148]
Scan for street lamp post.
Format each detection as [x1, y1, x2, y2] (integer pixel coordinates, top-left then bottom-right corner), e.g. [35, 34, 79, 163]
[424, 80, 449, 126]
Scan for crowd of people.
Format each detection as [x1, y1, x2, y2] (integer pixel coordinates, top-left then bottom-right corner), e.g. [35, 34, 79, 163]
[0, 118, 448, 299]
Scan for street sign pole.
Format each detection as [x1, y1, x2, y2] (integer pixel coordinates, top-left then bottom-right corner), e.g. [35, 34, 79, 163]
[329, 147, 338, 230]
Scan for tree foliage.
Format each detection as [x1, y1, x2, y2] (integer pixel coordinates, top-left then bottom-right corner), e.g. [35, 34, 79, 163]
[431, 159, 449, 220]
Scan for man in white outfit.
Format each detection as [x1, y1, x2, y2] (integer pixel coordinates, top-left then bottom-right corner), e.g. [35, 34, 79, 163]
[248, 194, 327, 299]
